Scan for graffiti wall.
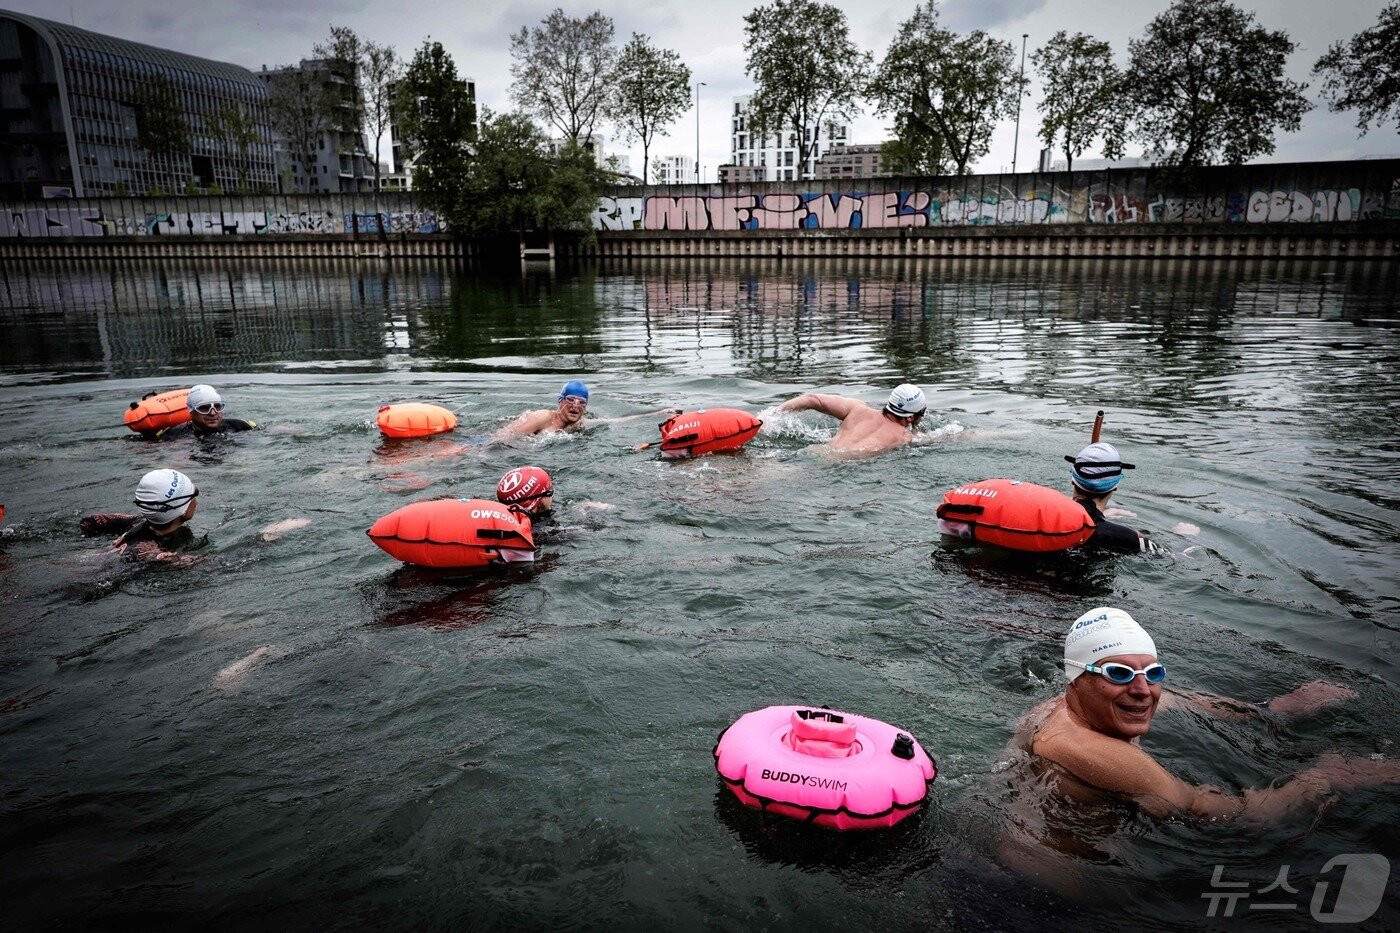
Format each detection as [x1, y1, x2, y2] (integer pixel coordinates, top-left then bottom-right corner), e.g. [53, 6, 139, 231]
[0, 195, 444, 238]
[594, 160, 1400, 232]
[3, 161, 1397, 240]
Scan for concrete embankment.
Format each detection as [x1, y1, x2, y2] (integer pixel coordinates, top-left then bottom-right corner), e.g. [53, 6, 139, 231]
[588, 223, 1396, 260]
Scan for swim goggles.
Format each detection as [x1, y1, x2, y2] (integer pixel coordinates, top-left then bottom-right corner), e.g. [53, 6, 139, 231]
[192, 402, 225, 415]
[559, 396, 587, 407]
[1068, 659, 1166, 685]
[134, 488, 199, 513]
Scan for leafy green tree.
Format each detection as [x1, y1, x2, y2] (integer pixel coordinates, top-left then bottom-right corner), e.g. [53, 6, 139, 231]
[1031, 31, 1124, 172]
[460, 108, 609, 241]
[510, 9, 616, 145]
[395, 41, 476, 227]
[607, 33, 691, 179]
[1313, 2, 1400, 136]
[133, 75, 191, 193]
[265, 66, 334, 192]
[868, 1, 1020, 176]
[1122, 0, 1311, 167]
[207, 101, 263, 191]
[743, 0, 870, 179]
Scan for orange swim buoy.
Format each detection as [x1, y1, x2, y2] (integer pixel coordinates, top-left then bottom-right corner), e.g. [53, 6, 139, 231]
[367, 498, 534, 568]
[936, 479, 1095, 553]
[376, 403, 457, 438]
[123, 389, 190, 433]
[658, 408, 763, 457]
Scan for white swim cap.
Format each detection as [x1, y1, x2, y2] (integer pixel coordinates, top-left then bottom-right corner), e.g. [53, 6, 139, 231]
[1064, 607, 1157, 681]
[187, 384, 222, 410]
[885, 384, 927, 419]
[134, 469, 197, 525]
[1065, 442, 1135, 494]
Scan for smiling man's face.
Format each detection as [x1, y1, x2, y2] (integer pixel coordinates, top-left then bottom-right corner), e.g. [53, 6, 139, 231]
[1067, 653, 1162, 740]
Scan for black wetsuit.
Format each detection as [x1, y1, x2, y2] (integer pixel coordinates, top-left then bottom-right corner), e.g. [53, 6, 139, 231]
[80, 513, 195, 554]
[1076, 497, 1155, 554]
[152, 417, 257, 440]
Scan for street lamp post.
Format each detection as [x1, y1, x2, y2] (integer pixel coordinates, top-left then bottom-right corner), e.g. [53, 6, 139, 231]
[1012, 33, 1028, 173]
[695, 81, 706, 184]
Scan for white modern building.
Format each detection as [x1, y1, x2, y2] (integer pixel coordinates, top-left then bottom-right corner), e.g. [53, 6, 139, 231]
[729, 93, 848, 182]
[260, 58, 375, 193]
[654, 155, 693, 185]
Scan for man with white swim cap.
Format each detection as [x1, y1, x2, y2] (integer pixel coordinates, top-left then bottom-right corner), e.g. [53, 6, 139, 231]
[1013, 606, 1400, 823]
[152, 384, 257, 440]
[777, 384, 927, 456]
[496, 380, 680, 438]
[1064, 441, 1156, 553]
[80, 468, 203, 560]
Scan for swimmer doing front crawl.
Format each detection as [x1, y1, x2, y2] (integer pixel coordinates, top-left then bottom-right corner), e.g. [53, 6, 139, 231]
[777, 384, 927, 455]
[495, 381, 681, 438]
[1014, 607, 1400, 825]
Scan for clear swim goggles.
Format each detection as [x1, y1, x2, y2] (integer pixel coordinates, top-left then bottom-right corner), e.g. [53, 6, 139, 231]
[1068, 659, 1166, 685]
[192, 402, 225, 415]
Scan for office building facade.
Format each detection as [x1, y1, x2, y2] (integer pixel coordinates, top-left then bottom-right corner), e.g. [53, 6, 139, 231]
[0, 10, 275, 198]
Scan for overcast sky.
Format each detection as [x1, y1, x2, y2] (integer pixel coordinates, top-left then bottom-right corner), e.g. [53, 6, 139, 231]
[7, 0, 1397, 177]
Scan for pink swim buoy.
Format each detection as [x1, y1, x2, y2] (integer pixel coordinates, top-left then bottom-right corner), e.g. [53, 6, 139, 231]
[713, 706, 937, 830]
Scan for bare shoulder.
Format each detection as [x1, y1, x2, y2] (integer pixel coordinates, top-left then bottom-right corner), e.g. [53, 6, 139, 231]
[499, 408, 551, 437]
[1035, 719, 1176, 798]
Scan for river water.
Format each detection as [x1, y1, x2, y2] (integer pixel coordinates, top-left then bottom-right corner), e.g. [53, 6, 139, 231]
[1, 257, 1397, 930]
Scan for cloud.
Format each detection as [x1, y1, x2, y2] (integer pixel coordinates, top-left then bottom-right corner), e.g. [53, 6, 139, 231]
[942, 0, 1048, 33]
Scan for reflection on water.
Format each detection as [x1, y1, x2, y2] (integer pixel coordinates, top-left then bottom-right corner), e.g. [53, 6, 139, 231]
[1, 256, 1398, 929]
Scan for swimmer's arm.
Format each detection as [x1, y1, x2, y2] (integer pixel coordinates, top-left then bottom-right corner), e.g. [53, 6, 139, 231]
[1160, 682, 1357, 721]
[590, 407, 683, 425]
[778, 393, 860, 420]
[493, 409, 552, 438]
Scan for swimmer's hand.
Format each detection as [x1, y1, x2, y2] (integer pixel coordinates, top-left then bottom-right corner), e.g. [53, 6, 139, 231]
[1103, 507, 1137, 519]
[1266, 681, 1358, 718]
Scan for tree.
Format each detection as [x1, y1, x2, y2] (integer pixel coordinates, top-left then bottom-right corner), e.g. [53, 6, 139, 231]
[313, 26, 373, 192]
[459, 108, 609, 242]
[361, 42, 404, 196]
[743, 0, 870, 179]
[1121, 0, 1311, 167]
[133, 75, 191, 193]
[606, 33, 691, 179]
[395, 40, 475, 227]
[510, 9, 616, 146]
[650, 156, 665, 184]
[1313, 2, 1400, 136]
[1030, 32, 1124, 172]
[265, 66, 333, 192]
[207, 101, 263, 191]
[316, 26, 404, 231]
[868, 1, 1020, 176]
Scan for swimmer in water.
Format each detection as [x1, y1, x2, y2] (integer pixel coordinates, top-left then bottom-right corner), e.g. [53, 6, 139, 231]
[496, 466, 554, 519]
[1012, 607, 1395, 829]
[495, 380, 679, 439]
[148, 384, 257, 440]
[80, 468, 202, 562]
[777, 384, 927, 455]
[1065, 442, 1160, 554]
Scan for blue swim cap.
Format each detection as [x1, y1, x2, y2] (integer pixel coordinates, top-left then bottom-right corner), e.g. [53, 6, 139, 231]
[559, 380, 590, 403]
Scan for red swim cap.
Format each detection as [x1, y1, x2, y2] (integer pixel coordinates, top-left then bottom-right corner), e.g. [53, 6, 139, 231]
[496, 466, 553, 508]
